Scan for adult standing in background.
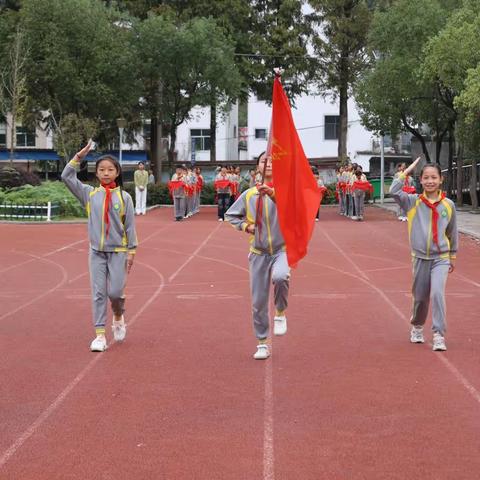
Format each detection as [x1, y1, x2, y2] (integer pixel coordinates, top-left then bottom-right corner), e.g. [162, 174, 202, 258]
[134, 161, 149, 215]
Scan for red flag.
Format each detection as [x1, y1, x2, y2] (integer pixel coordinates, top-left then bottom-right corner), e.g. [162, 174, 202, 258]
[271, 76, 321, 268]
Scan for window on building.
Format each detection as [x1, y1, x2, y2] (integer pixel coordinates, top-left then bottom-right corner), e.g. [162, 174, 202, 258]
[324, 116, 340, 140]
[255, 128, 267, 139]
[16, 126, 36, 147]
[0, 124, 6, 147]
[191, 129, 211, 151]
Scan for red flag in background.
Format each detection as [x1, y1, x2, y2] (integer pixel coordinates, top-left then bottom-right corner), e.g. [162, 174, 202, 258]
[271, 76, 320, 268]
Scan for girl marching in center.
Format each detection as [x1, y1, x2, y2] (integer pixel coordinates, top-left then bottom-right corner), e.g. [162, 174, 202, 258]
[225, 152, 289, 360]
[62, 141, 137, 352]
[390, 157, 458, 351]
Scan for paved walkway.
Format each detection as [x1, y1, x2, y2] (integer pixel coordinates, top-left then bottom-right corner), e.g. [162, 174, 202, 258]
[375, 199, 480, 241]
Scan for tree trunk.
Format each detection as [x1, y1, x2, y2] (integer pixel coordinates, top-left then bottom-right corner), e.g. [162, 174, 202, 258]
[210, 96, 217, 163]
[447, 126, 454, 197]
[168, 126, 177, 164]
[401, 114, 431, 163]
[9, 112, 15, 165]
[338, 58, 348, 163]
[150, 116, 159, 178]
[456, 145, 463, 207]
[470, 158, 478, 209]
[149, 116, 164, 183]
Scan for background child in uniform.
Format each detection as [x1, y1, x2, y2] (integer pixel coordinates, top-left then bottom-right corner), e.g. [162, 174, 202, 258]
[170, 166, 186, 221]
[214, 166, 232, 221]
[225, 152, 289, 360]
[62, 141, 137, 352]
[352, 169, 369, 221]
[390, 157, 457, 351]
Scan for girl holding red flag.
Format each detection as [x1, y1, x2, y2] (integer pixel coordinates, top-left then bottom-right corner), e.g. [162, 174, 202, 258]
[390, 158, 458, 352]
[62, 141, 137, 352]
[225, 152, 290, 360]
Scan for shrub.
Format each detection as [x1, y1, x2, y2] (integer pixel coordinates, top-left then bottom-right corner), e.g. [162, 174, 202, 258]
[0, 181, 86, 217]
[123, 182, 173, 205]
[0, 166, 41, 189]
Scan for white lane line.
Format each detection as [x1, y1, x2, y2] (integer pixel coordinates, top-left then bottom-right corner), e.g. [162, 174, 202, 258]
[322, 230, 370, 281]
[168, 224, 221, 282]
[0, 239, 86, 275]
[0, 254, 68, 321]
[322, 231, 480, 407]
[263, 349, 275, 480]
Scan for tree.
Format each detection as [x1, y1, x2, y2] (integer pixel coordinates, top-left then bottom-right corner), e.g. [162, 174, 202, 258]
[158, 0, 251, 162]
[310, 0, 372, 163]
[355, 0, 456, 165]
[0, 24, 28, 164]
[20, 0, 140, 160]
[135, 15, 241, 173]
[248, 0, 315, 102]
[422, 1, 480, 207]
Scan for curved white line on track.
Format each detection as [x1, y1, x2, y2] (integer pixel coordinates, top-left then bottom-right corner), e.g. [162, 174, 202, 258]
[0, 254, 68, 322]
[320, 229, 480, 407]
[0, 239, 86, 275]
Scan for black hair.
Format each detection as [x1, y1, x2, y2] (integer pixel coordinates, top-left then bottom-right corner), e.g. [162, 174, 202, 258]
[420, 163, 442, 178]
[138, 161, 145, 166]
[256, 151, 266, 166]
[95, 154, 123, 187]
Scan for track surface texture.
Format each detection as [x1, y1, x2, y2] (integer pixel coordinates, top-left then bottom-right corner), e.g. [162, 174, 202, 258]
[1, 206, 479, 480]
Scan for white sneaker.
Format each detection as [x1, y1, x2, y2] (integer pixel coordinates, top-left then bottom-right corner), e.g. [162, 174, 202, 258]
[351, 216, 358, 220]
[90, 335, 107, 352]
[402, 217, 408, 222]
[112, 317, 126, 342]
[218, 218, 224, 222]
[433, 333, 447, 351]
[315, 218, 319, 222]
[253, 344, 270, 360]
[273, 315, 287, 336]
[410, 326, 425, 344]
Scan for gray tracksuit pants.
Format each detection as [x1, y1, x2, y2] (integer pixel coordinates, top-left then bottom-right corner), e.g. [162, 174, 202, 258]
[249, 251, 290, 340]
[89, 249, 127, 328]
[353, 190, 365, 218]
[174, 197, 186, 219]
[411, 257, 450, 335]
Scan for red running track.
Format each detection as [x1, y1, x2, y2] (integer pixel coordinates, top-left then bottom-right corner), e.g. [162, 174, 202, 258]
[0, 206, 479, 479]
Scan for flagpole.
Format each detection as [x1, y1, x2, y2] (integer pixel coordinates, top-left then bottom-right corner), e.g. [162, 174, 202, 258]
[255, 70, 281, 227]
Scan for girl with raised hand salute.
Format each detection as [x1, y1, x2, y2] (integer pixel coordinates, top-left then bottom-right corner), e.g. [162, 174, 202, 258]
[390, 157, 457, 351]
[62, 141, 137, 352]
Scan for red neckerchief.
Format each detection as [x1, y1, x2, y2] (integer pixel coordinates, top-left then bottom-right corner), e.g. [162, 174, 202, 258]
[255, 181, 274, 235]
[419, 191, 446, 251]
[101, 181, 117, 238]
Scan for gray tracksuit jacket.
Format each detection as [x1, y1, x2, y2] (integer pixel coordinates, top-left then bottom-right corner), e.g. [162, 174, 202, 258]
[390, 175, 458, 260]
[61, 159, 137, 253]
[225, 186, 285, 255]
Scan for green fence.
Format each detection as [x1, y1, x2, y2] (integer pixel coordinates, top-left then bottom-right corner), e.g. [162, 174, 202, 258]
[0, 201, 60, 221]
